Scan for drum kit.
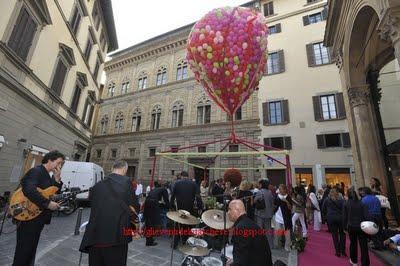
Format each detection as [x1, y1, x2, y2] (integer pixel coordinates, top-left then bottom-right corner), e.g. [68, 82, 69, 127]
[167, 209, 234, 266]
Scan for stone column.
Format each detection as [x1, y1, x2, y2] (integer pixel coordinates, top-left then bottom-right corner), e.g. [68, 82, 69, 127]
[348, 85, 386, 187]
[378, 7, 400, 66]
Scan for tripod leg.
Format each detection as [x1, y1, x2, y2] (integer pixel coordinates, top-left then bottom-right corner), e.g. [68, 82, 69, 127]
[170, 222, 175, 266]
[78, 252, 83, 266]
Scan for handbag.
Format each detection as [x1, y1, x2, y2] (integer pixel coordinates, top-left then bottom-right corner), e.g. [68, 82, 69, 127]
[254, 192, 265, 210]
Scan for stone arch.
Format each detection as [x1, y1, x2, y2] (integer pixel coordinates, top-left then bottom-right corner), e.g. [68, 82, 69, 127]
[343, 4, 396, 189]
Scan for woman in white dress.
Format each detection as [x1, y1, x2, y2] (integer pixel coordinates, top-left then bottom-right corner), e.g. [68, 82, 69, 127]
[307, 185, 321, 231]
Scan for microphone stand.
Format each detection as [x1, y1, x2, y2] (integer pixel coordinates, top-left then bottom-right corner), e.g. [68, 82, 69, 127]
[221, 194, 227, 266]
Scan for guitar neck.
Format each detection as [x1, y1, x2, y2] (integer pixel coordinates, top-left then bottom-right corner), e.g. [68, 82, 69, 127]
[51, 189, 89, 201]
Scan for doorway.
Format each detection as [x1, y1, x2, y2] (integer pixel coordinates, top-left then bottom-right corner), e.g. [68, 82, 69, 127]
[267, 169, 286, 187]
[127, 166, 136, 180]
[194, 167, 209, 186]
[324, 168, 351, 190]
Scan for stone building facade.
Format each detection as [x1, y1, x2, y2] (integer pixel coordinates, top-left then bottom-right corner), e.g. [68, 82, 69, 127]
[0, 0, 117, 193]
[257, 0, 353, 188]
[92, 24, 261, 185]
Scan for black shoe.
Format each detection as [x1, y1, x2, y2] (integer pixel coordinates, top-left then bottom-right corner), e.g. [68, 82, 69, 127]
[146, 242, 158, 246]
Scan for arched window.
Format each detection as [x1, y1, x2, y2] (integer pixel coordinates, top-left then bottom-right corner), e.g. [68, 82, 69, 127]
[138, 71, 148, 90]
[131, 108, 141, 132]
[114, 112, 124, 133]
[150, 105, 162, 130]
[121, 78, 130, 94]
[176, 60, 188, 81]
[107, 82, 115, 97]
[197, 97, 211, 124]
[100, 115, 109, 134]
[171, 102, 184, 128]
[156, 66, 167, 86]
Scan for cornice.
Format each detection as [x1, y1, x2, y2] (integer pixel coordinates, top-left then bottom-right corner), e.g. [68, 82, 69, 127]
[92, 119, 261, 141]
[100, 77, 197, 105]
[104, 39, 188, 71]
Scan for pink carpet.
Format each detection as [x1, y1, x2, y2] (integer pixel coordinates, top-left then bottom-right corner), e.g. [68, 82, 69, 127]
[298, 225, 384, 266]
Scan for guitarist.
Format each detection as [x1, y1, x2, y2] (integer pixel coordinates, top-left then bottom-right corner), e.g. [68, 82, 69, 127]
[79, 160, 140, 266]
[13, 150, 65, 266]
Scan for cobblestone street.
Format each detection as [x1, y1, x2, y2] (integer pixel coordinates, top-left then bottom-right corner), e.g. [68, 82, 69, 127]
[0, 208, 294, 265]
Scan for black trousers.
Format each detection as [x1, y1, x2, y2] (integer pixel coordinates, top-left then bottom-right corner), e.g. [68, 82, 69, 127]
[88, 244, 128, 266]
[381, 208, 389, 230]
[327, 217, 346, 255]
[371, 214, 384, 249]
[348, 227, 370, 266]
[144, 198, 160, 245]
[13, 218, 45, 266]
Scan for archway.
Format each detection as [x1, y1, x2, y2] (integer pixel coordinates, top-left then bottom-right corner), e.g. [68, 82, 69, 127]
[345, 4, 399, 221]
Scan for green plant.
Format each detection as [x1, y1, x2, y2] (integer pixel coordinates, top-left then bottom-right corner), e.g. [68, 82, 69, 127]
[205, 197, 217, 210]
[291, 234, 306, 252]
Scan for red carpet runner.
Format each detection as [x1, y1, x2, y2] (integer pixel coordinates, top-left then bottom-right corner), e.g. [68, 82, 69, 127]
[298, 225, 384, 266]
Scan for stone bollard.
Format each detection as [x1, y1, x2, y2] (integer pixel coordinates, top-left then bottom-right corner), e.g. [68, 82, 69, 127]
[74, 207, 83, 235]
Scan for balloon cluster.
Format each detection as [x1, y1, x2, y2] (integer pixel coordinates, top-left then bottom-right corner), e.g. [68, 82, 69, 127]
[187, 7, 268, 116]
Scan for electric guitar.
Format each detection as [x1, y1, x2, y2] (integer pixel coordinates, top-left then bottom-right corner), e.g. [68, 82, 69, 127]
[8, 186, 88, 221]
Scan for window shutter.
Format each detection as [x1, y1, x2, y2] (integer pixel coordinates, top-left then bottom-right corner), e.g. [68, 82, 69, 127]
[282, 100, 290, 123]
[303, 15, 310, 26]
[341, 133, 351, 148]
[316, 134, 326, 149]
[19, 16, 37, 61]
[276, 23, 282, 33]
[262, 102, 270, 125]
[51, 60, 68, 96]
[8, 8, 29, 52]
[82, 99, 89, 121]
[71, 86, 82, 113]
[335, 93, 346, 119]
[284, 137, 292, 150]
[88, 105, 94, 126]
[306, 43, 315, 67]
[322, 7, 328, 20]
[263, 138, 271, 151]
[278, 50, 285, 73]
[312, 96, 322, 121]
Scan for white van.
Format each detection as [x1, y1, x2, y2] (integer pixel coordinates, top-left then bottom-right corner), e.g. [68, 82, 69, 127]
[60, 161, 104, 201]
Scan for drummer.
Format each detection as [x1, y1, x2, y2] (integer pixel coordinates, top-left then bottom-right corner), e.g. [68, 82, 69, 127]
[170, 171, 203, 249]
[227, 200, 273, 266]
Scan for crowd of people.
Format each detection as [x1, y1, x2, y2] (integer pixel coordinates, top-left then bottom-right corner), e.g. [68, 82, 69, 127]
[12, 149, 398, 266]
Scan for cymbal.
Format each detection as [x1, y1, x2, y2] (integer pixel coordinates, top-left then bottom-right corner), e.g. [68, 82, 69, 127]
[201, 209, 234, 230]
[167, 210, 199, 225]
[178, 244, 209, 256]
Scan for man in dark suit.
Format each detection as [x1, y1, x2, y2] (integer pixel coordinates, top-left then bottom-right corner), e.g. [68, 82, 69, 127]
[80, 160, 139, 266]
[170, 171, 202, 214]
[144, 180, 169, 246]
[170, 171, 203, 248]
[227, 200, 272, 266]
[13, 150, 65, 266]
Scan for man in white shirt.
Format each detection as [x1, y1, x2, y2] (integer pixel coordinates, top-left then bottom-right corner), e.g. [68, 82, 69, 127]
[136, 182, 143, 197]
[146, 185, 151, 197]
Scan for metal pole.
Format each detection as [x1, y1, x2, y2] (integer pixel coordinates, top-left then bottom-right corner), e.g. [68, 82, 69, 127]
[74, 207, 83, 235]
